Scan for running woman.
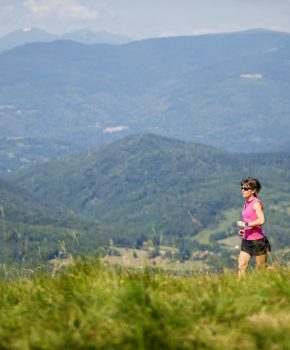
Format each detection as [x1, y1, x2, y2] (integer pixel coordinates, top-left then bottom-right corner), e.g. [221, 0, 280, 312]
[237, 177, 271, 276]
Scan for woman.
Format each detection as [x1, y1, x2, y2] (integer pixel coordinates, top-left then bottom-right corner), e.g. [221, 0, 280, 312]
[236, 177, 271, 275]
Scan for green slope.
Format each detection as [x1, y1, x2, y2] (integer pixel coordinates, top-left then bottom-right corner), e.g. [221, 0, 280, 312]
[0, 178, 111, 263]
[6, 133, 290, 254]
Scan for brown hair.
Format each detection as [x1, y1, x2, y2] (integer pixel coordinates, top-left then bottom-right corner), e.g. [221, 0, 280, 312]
[240, 177, 262, 197]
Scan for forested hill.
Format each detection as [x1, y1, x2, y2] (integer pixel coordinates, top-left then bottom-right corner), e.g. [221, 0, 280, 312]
[6, 134, 290, 251]
[7, 134, 240, 235]
[1, 29, 290, 173]
[0, 176, 111, 263]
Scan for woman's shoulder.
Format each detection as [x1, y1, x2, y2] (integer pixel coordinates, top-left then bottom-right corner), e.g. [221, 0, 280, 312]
[253, 197, 264, 209]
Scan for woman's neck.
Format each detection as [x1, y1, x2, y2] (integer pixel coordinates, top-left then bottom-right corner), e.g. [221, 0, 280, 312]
[246, 194, 255, 202]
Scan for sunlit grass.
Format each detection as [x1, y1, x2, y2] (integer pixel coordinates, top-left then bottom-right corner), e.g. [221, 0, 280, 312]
[0, 259, 290, 349]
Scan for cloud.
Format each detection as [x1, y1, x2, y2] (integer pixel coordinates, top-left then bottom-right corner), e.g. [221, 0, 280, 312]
[0, 4, 15, 17]
[23, 0, 99, 20]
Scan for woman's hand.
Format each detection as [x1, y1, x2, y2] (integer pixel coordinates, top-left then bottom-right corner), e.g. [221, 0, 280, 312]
[237, 221, 246, 227]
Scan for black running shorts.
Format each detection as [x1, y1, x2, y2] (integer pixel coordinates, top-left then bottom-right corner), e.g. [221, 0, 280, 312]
[241, 236, 271, 256]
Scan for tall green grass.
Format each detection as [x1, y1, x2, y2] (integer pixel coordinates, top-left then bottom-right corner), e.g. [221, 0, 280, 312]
[0, 260, 290, 349]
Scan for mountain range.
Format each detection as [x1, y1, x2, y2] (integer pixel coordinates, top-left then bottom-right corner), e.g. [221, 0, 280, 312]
[1, 29, 290, 175]
[0, 27, 133, 52]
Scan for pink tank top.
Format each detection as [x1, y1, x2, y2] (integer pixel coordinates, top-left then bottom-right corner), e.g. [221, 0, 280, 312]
[242, 197, 264, 240]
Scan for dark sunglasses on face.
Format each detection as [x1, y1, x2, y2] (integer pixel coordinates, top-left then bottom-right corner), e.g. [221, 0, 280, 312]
[241, 187, 252, 191]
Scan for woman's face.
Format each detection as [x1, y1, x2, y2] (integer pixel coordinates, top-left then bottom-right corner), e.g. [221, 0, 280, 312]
[241, 185, 255, 199]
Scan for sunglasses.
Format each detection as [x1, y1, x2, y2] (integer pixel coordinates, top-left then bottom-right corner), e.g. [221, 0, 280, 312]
[241, 187, 252, 191]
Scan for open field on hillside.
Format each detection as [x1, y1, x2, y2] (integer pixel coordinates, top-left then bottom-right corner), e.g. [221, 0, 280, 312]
[193, 208, 240, 245]
[102, 246, 212, 273]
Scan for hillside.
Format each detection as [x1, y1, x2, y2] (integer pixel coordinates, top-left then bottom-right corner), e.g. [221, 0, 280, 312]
[6, 134, 290, 257]
[6, 134, 240, 237]
[0, 178, 111, 263]
[1, 29, 290, 173]
[1, 260, 290, 349]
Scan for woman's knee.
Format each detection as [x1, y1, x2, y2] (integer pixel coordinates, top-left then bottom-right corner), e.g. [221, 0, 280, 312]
[238, 258, 249, 271]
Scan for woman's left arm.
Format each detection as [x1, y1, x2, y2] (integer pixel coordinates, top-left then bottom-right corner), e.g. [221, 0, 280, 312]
[250, 201, 265, 226]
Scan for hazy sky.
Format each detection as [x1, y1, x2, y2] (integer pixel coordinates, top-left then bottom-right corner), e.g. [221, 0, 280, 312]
[1, 0, 290, 39]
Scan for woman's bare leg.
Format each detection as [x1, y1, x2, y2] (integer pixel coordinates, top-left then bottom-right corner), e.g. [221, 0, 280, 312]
[255, 254, 267, 270]
[238, 251, 252, 276]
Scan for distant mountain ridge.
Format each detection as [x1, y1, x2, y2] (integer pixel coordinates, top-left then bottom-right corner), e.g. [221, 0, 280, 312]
[0, 27, 133, 52]
[1, 29, 290, 173]
[61, 28, 132, 45]
[0, 28, 57, 52]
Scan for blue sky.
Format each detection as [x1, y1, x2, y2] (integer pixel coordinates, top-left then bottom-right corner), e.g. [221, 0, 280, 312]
[1, 0, 290, 39]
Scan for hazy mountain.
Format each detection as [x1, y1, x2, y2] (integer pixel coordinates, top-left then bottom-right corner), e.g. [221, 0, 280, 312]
[0, 27, 133, 53]
[61, 29, 132, 45]
[8, 133, 290, 250]
[1, 29, 290, 173]
[0, 27, 58, 52]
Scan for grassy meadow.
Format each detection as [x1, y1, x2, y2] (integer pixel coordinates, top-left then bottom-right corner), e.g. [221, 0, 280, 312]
[0, 259, 290, 349]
